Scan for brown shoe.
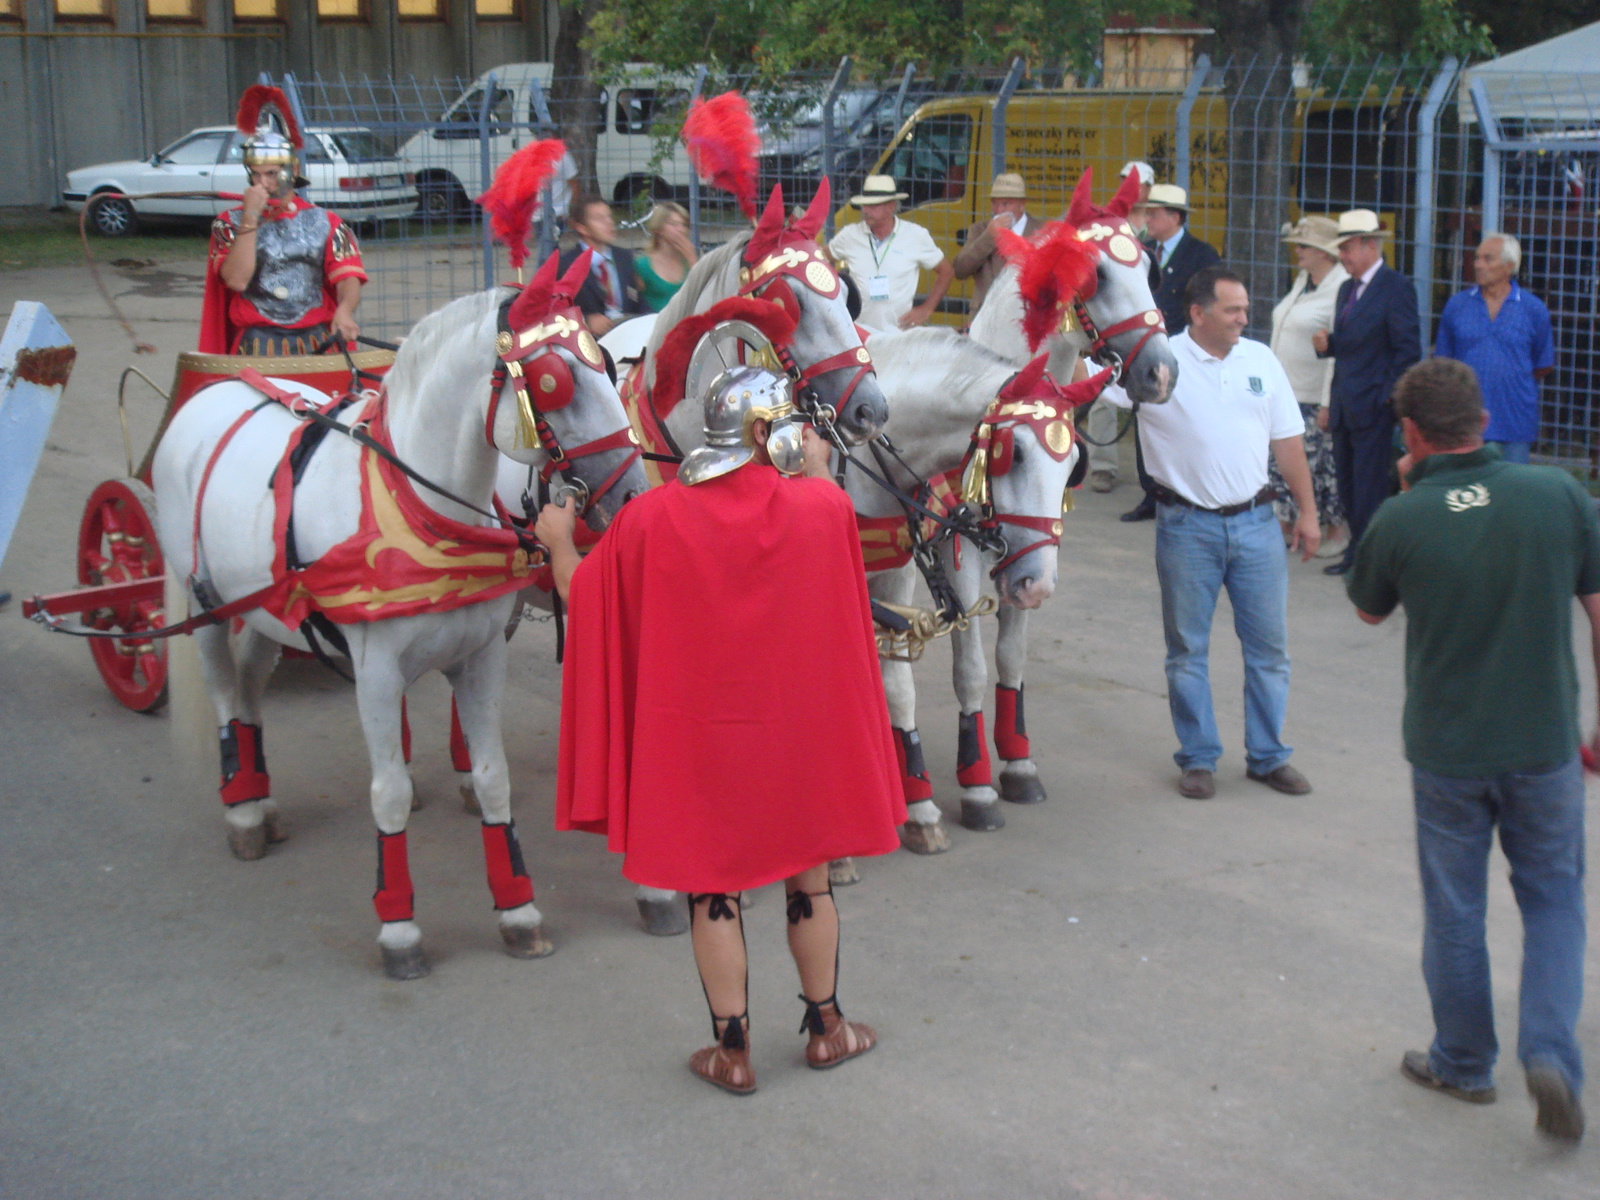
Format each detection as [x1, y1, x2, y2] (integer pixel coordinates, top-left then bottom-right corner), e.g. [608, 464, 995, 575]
[800, 995, 876, 1070]
[1178, 768, 1215, 799]
[1400, 1049, 1495, 1104]
[1247, 763, 1312, 795]
[1527, 1060, 1585, 1142]
[689, 1014, 756, 1095]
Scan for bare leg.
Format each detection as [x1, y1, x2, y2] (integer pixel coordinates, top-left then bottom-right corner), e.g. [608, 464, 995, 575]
[687, 892, 754, 1093]
[787, 863, 875, 1068]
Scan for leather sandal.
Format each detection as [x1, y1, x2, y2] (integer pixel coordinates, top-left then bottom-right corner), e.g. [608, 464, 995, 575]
[800, 995, 876, 1070]
[689, 1014, 756, 1095]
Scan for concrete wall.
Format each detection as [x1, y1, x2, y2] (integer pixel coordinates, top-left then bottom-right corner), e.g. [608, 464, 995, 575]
[1, 0, 549, 206]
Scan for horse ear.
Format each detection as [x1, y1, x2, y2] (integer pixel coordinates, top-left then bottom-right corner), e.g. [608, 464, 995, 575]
[1066, 168, 1095, 226]
[1057, 365, 1116, 409]
[1107, 168, 1141, 219]
[793, 176, 831, 240]
[558, 247, 594, 299]
[1005, 352, 1051, 399]
[508, 249, 560, 328]
[755, 185, 785, 237]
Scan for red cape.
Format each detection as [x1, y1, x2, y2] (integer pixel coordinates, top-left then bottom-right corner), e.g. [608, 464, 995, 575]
[555, 465, 906, 892]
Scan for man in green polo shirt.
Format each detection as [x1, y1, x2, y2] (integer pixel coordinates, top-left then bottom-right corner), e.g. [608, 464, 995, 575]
[1346, 357, 1599, 1144]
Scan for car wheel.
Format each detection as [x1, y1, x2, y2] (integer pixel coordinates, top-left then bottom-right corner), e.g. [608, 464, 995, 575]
[418, 176, 466, 220]
[612, 174, 670, 210]
[89, 193, 138, 237]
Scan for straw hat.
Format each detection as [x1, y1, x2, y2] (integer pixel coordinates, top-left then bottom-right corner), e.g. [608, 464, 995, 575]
[1147, 183, 1189, 212]
[990, 172, 1027, 200]
[1334, 209, 1390, 244]
[1119, 160, 1154, 186]
[1280, 215, 1341, 256]
[850, 175, 908, 205]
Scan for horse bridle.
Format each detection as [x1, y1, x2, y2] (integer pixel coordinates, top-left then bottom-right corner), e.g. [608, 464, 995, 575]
[486, 297, 642, 518]
[737, 241, 875, 434]
[1068, 218, 1167, 389]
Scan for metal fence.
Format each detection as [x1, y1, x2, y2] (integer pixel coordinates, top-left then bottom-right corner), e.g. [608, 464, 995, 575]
[271, 52, 1599, 469]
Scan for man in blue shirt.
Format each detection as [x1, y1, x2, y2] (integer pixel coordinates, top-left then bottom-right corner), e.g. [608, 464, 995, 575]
[1434, 234, 1555, 464]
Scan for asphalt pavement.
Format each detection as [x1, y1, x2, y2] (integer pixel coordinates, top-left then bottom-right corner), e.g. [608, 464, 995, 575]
[1, 258, 1595, 1199]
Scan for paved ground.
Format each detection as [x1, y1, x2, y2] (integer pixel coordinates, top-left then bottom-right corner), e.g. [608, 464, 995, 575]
[1, 258, 1596, 1199]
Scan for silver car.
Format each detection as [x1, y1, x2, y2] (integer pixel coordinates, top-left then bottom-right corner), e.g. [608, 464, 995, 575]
[63, 124, 419, 236]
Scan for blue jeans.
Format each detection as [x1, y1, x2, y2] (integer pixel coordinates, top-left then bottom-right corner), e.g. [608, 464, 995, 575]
[1412, 758, 1587, 1092]
[1487, 439, 1531, 463]
[1154, 502, 1292, 773]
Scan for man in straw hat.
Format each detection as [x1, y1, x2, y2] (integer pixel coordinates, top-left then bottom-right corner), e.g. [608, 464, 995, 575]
[1122, 182, 1219, 521]
[1311, 209, 1420, 575]
[953, 172, 1035, 317]
[829, 175, 953, 332]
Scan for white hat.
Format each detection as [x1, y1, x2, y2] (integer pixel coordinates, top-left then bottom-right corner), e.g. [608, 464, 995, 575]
[850, 175, 908, 206]
[990, 172, 1027, 200]
[1334, 209, 1390, 243]
[1280, 215, 1342, 256]
[1119, 161, 1154, 186]
[1146, 183, 1188, 212]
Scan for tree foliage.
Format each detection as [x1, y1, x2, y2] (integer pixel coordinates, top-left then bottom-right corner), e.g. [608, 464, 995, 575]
[1298, 0, 1493, 63]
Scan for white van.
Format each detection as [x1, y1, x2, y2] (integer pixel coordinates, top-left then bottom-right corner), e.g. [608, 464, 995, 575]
[398, 63, 695, 217]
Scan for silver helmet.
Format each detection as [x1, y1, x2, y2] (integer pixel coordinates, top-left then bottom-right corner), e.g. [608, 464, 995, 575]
[679, 366, 805, 486]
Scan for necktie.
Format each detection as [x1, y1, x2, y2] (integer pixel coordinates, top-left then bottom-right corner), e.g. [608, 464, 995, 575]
[597, 259, 614, 307]
[1341, 280, 1363, 320]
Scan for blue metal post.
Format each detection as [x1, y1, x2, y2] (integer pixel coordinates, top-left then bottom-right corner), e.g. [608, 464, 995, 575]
[821, 56, 851, 239]
[1469, 78, 1503, 233]
[1175, 55, 1209, 194]
[479, 72, 498, 290]
[991, 56, 1026, 181]
[1412, 58, 1459, 348]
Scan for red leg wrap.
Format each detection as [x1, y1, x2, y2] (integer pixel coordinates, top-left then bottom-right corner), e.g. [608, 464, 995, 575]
[219, 719, 270, 807]
[400, 696, 412, 765]
[373, 831, 415, 923]
[893, 727, 934, 803]
[482, 820, 535, 910]
[995, 684, 1030, 760]
[956, 711, 992, 786]
[449, 697, 472, 773]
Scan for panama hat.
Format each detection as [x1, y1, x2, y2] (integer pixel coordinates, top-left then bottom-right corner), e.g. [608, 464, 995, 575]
[1119, 160, 1154, 186]
[1334, 209, 1390, 244]
[1280, 215, 1341, 256]
[850, 175, 908, 205]
[1146, 183, 1189, 212]
[989, 172, 1027, 200]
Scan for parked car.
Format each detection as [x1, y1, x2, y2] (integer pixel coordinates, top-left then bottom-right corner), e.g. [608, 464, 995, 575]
[63, 125, 418, 237]
[396, 63, 695, 217]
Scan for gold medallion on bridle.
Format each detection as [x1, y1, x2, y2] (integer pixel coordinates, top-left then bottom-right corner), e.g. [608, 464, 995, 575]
[1045, 421, 1073, 455]
[1144, 311, 1160, 325]
[495, 331, 514, 356]
[1051, 519, 1063, 536]
[856, 347, 870, 364]
[805, 260, 834, 292]
[539, 373, 558, 393]
[577, 330, 603, 367]
[1107, 234, 1140, 264]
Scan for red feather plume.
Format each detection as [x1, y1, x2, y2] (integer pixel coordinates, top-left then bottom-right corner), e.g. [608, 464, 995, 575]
[682, 92, 761, 220]
[477, 139, 567, 271]
[996, 221, 1101, 352]
[235, 85, 302, 150]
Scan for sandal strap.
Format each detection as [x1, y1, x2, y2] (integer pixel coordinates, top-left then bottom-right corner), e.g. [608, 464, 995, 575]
[714, 1012, 749, 1051]
[797, 993, 839, 1036]
[785, 885, 833, 925]
[688, 892, 742, 922]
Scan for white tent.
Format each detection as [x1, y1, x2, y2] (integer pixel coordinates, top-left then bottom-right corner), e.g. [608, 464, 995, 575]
[1458, 20, 1600, 128]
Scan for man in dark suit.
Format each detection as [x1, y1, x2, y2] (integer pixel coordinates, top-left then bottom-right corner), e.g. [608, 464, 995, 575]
[1122, 183, 1221, 521]
[1312, 209, 1421, 575]
[558, 193, 647, 336]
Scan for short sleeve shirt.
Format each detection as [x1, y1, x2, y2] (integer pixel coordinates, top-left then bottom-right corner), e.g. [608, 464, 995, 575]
[827, 217, 945, 331]
[1347, 446, 1600, 776]
[1433, 283, 1555, 444]
[1117, 331, 1304, 509]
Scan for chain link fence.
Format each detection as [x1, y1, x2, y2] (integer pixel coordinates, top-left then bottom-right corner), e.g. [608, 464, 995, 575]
[271, 51, 1597, 470]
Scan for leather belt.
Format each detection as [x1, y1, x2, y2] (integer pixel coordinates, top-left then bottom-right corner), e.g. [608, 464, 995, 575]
[1150, 482, 1280, 517]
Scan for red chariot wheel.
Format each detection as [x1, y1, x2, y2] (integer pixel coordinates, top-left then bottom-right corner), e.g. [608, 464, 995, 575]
[77, 478, 168, 713]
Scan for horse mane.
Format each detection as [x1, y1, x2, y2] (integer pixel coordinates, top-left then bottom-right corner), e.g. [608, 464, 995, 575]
[871, 328, 1018, 420]
[385, 286, 505, 421]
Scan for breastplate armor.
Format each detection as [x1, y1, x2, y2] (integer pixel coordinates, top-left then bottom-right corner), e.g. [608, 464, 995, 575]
[246, 206, 333, 326]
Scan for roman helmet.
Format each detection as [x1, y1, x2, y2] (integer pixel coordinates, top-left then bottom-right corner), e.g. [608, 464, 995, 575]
[235, 85, 307, 190]
[679, 366, 806, 486]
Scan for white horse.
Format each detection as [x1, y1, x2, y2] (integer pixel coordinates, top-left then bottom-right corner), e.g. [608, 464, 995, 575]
[944, 169, 1177, 818]
[154, 255, 650, 979]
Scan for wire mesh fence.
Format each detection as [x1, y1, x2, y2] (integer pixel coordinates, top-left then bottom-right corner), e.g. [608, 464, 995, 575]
[271, 51, 1598, 470]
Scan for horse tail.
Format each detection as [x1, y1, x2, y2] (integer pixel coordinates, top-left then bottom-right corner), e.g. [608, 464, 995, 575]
[164, 570, 220, 783]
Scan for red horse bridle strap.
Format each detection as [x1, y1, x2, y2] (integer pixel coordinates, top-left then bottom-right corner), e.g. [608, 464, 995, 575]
[1073, 298, 1166, 387]
[982, 513, 1064, 578]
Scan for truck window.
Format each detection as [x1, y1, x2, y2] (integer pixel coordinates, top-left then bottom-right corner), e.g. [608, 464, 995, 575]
[887, 113, 973, 207]
[615, 88, 653, 135]
[442, 85, 514, 137]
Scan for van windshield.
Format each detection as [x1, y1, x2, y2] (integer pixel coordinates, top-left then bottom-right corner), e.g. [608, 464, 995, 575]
[887, 113, 973, 207]
[323, 130, 386, 162]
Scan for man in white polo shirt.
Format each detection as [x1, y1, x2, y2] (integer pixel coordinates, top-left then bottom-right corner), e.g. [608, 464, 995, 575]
[828, 175, 953, 332]
[1107, 265, 1320, 800]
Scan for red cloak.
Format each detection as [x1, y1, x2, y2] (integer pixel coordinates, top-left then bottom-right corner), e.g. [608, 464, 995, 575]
[555, 464, 906, 893]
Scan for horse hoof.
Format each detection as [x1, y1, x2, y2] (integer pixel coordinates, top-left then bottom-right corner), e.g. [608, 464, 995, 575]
[901, 820, 950, 855]
[500, 923, 554, 959]
[262, 809, 288, 844]
[829, 858, 860, 887]
[637, 896, 689, 937]
[960, 799, 1006, 832]
[381, 943, 430, 981]
[459, 773, 480, 816]
[227, 823, 268, 860]
[1000, 771, 1047, 805]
